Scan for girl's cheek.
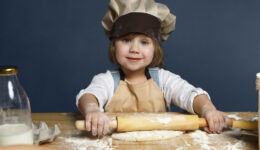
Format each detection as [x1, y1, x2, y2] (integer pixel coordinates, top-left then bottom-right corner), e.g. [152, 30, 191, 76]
[149, 54, 154, 62]
[148, 49, 155, 58]
[115, 49, 125, 63]
[150, 51, 155, 62]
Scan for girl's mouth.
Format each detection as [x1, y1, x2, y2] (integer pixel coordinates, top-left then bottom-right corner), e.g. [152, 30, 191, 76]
[127, 57, 142, 61]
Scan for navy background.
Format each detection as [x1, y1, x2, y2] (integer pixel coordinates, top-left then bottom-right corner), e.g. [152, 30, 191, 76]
[0, 0, 259, 112]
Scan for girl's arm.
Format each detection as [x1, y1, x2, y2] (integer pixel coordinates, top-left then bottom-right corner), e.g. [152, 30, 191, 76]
[78, 94, 109, 136]
[193, 94, 216, 116]
[78, 94, 100, 116]
[193, 94, 228, 133]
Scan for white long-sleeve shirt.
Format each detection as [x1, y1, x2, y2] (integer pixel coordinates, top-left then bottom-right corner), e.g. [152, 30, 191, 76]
[76, 68, 210, 114]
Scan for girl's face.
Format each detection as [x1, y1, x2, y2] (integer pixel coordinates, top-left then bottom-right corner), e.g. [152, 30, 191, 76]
[115, 34, 154, 72]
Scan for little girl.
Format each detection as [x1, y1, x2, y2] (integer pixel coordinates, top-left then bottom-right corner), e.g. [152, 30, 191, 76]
[76, 0, 228, 137]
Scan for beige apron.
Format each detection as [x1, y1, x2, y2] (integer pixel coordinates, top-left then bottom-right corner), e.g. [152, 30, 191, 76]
[106, 78, 167, 112]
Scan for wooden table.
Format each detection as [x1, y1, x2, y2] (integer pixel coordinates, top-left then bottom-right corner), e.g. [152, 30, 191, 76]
[32, 112, 258, 150]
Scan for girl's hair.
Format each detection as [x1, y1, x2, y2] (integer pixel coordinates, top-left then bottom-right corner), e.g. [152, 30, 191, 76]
[108, 35, 165, 68]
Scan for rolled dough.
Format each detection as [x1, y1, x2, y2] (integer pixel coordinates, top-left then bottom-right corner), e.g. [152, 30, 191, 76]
[112, 130, 183, 141]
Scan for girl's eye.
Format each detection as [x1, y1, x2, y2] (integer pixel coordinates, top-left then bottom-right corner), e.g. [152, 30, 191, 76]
[141, 40, 149, 45]
[123, 39, 131, 43]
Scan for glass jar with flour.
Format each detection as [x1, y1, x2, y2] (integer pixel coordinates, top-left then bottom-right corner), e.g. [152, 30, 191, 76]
[0, 66, 33, 146]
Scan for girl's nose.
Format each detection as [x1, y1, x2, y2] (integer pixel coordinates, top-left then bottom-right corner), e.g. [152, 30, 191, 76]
[129, 42, 140, 53]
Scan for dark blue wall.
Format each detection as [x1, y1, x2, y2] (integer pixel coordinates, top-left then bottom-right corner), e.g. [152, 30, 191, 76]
[1, 0, 259, 112]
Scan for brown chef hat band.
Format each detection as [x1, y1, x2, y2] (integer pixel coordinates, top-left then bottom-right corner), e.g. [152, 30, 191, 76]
[110, 12, 161, 42]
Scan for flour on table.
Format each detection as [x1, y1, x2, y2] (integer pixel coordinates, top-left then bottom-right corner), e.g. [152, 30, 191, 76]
[112, 130, 183, 142]
[59, 135, 113, 150]
[187, 129, 247, 150]
[188, 130, 216, 150]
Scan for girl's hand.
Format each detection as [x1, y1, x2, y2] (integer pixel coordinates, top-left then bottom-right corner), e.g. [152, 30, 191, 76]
[85, 111, 110, 137]
[78, 94, 110, 137]
[202, 109, 229, 134]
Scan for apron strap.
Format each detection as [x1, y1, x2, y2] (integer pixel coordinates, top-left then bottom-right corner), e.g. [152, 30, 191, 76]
[111, 68, 160, 92]
[118, 68, 151, 80]
[111, 71, 120, 92]
[148, 67, 160, 87]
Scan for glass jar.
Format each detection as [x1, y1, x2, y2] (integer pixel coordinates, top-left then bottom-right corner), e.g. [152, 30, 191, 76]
[0, 66, 33, 146]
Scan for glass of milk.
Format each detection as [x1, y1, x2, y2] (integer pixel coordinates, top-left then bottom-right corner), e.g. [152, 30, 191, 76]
[0, 66, 33, 146]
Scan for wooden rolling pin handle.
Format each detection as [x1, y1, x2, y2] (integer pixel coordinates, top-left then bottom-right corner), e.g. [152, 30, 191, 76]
[75, 120, 117, 131]
[198, 118, 207, 127]
[232, 120, 258, 130]
[199, 118, 258, 130]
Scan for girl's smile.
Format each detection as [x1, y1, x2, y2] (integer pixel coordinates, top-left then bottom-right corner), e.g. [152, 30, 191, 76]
[126, 57, 142, 61]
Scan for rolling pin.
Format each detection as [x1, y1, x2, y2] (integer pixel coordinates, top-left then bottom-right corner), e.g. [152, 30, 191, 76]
[75, 114, 258, 132]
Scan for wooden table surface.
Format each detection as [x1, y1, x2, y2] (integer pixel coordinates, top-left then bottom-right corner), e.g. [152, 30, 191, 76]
[32, 112, 258, 150]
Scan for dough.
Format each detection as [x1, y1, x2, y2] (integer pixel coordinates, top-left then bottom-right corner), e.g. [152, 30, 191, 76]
[112, 130, 183, 142]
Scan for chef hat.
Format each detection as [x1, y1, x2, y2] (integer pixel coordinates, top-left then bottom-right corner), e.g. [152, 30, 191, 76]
[102, 0, 176, 42]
